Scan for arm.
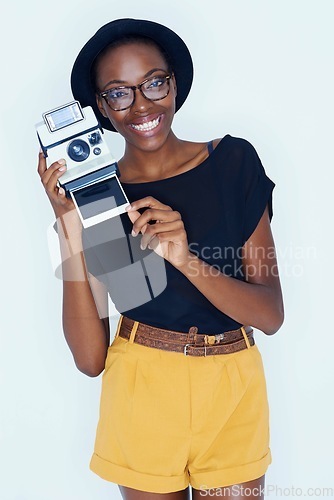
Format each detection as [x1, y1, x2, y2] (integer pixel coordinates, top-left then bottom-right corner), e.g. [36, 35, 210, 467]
[176, 205, 284, 335]
[128, 197, 284, 336]
[60, 227, 110, 376]
[38, 151, 110, 377]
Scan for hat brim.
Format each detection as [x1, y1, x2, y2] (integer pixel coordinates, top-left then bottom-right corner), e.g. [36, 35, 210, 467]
[70, 18, 193, 132]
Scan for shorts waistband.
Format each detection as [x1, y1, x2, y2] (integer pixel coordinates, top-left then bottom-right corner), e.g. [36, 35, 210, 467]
[116, 315, 254, 356]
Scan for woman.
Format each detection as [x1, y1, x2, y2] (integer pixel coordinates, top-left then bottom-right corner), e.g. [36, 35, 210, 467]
[38, 18, 284, 500]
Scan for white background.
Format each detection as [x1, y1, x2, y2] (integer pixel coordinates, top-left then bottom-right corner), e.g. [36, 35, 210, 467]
[1, 1, 333, 499]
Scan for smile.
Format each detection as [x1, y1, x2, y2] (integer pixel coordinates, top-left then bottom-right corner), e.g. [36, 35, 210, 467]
[130, 116, 161, 132]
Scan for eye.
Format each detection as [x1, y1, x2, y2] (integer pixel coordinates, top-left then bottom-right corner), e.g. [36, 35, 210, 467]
[108, 88, 131, 99]
[146, 77, 167, 89]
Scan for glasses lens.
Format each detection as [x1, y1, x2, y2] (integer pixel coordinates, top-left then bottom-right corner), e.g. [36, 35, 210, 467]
[105, 87, 134, 111]
[142, 76, 170, 101]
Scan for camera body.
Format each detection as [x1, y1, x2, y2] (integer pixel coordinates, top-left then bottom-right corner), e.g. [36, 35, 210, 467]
[35, 101, 129, 227]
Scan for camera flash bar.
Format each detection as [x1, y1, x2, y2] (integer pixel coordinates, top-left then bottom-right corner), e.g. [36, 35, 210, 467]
[43, 101, 84, 133]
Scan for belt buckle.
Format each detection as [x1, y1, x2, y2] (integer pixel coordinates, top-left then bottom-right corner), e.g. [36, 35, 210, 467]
[184, 343, 208, 356]
[184, 343, 191, 356]
[215, 333, 225, 343]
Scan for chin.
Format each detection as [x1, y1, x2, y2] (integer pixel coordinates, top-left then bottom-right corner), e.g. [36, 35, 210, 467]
[125, 123, 173, 152]
[133, 131, 172, 151]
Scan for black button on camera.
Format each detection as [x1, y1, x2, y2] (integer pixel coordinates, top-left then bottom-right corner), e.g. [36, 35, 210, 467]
[93, 147, 102, 155]
[88, 132, 102, 145]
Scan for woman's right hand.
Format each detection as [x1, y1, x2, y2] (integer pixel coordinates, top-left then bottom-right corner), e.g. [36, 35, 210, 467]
[37, 150, 73, 216]
[37, 150, 82, 234]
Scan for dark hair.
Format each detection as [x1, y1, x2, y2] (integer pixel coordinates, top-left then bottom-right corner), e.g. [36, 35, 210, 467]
[90, 34, 174, 92]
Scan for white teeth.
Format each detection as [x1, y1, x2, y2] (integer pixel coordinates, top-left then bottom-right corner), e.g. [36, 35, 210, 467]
[131, 117, 160, 132]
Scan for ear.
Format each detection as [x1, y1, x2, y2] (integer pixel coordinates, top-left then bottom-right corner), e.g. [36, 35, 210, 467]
[96, 94, 108, 118]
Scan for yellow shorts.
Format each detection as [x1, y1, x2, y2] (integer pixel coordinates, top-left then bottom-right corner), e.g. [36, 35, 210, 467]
[90, 319, 272, 493]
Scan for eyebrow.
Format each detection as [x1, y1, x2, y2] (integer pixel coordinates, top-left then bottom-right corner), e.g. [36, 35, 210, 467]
[101, 67, 169, 90]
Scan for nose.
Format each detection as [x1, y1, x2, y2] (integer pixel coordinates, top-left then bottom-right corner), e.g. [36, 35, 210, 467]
[131, 88, 153, 114]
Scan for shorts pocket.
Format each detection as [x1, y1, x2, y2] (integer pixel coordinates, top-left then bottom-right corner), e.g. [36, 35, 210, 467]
[224, 344, 262, 397]
[104, 336, 128, 372]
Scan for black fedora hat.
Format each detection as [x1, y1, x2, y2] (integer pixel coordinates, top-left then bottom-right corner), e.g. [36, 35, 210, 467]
[70, 18, 193, 132]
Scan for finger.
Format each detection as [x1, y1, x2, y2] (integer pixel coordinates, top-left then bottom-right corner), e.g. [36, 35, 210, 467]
[127, 209, 149, 236]
[127, 209, 142, 225]
[127, 196, 172, 212]
[37, 149, 47, 178]
[132, 209, 181, 236]
[44, 170, 67, 197]
[58, 186, 66, 198]
[42, 162, 67, 193]
[140, 220, 184, 250]
[146, 235, 160, 252]
[40, 158, 67, 187]
[148, 228, 187, 248]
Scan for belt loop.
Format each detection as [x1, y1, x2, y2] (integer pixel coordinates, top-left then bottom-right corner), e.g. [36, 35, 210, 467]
[187, 326, 198, 344]
[115, 315, 123, 338]
[129, 320, 140, 344]
[240, 326, 251, 349]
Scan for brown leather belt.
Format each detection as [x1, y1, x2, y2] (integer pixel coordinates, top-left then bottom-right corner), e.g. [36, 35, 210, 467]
[117, 316, 255, 356]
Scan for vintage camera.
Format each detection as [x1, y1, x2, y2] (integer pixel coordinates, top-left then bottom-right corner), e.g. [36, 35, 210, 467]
[35, 100, 129, 228]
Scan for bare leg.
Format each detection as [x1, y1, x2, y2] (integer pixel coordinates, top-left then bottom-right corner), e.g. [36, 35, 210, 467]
[192, 475, 265, 499]
[119, 485, 190, 500]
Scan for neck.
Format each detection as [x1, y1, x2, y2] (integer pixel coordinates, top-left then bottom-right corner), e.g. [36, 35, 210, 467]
[118, 131, 185, 183]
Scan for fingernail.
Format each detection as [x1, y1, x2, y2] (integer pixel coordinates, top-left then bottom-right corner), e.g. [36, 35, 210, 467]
[125, 204, 133, 211]
[140, 243, 145, 250]
[58, 187, 65, 196]
[39, 147, 43, 153]
[58, 166, 66, 171]
[131, 229, 137, 237]
[58, 159, 66, 165]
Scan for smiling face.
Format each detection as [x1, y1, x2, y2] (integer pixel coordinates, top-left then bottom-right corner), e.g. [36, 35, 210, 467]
[94, 41, 177, 152]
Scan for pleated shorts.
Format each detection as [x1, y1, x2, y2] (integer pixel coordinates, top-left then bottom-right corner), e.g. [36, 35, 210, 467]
[89, 319, 272, 493]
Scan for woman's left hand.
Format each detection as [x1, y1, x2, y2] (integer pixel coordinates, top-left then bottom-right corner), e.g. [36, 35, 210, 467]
[126, 196, 190, 268]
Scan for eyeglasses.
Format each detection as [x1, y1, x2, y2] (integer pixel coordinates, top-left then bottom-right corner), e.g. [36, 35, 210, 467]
[99, 74, 173, 111]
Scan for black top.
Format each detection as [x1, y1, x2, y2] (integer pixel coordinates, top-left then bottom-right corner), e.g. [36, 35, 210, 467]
[82, 134, 275, 334]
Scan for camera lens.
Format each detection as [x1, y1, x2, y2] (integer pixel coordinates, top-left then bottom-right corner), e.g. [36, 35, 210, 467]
[67, 139, 90, 162]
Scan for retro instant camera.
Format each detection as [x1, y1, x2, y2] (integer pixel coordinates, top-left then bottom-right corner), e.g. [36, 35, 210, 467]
[35, 100, 129, 228]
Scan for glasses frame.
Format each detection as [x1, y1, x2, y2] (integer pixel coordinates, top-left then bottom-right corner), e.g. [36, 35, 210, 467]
[98, 74, 173, 112]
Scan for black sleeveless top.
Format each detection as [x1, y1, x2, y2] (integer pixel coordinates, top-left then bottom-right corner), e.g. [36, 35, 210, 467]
[82, 134, 275, 334]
